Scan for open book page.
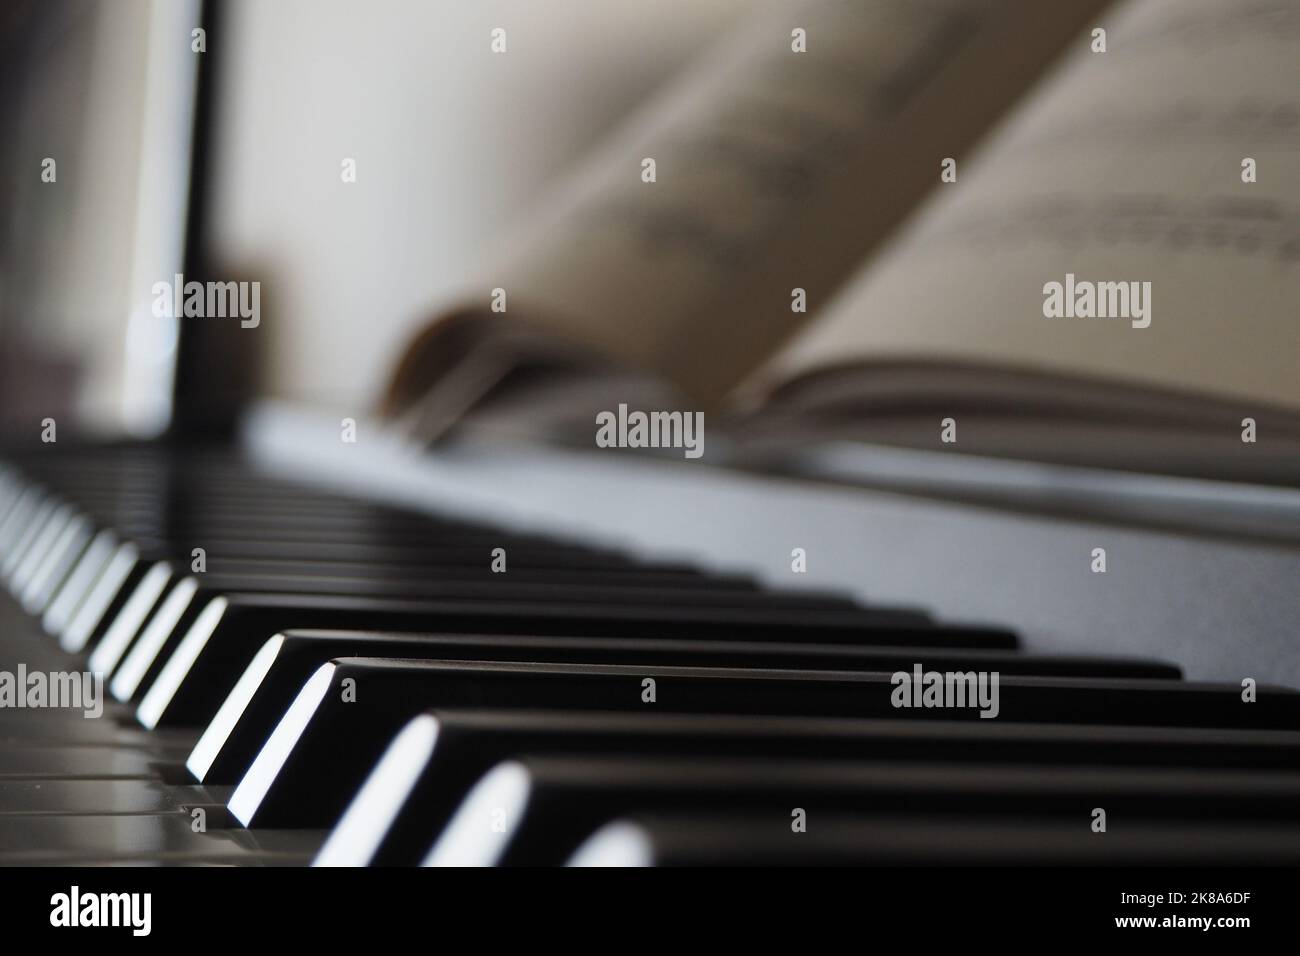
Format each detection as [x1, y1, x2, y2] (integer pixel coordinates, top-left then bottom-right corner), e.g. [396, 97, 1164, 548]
[757, 0, 1300, 429]
[384, 0, 1109, 436]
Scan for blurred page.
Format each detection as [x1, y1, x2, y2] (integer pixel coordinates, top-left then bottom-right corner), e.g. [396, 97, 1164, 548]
[386, 0, 1107, 425]
[763, 0, 1300, 412]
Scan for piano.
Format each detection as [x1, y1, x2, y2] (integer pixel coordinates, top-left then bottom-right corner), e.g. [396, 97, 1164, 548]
[3, 423, 1299, 868]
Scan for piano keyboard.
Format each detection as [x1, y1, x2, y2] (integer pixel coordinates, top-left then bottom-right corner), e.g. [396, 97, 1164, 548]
[2, 444, 1299, 867]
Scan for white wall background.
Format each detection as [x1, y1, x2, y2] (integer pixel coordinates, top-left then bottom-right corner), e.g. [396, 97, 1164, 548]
[206, 0, 752, 415]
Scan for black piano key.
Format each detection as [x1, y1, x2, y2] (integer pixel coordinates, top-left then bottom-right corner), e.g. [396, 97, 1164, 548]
[15, 503, 84, 592]
[57, 542, 766, 655]
[0, 482, 49, 545]
[61, 551, 165, 654]
[24, 467, 761, 582]
[2, 495, 58, 580]
[137, 593, 1004, 730]
[85, 562, 180, 674]
[564, 812, 1300, 866]
[191, 629, 1175, 786]
[65, 536, 901, 665]
[103, 570, 903, 703]
[228, 657, 1300, 829]
[31, 475, 777, 628]
[11, 504, 78, 596]
[177, 556, 764, 593]
[197, 629, 1185, 785]
[114, 527, 641, 565]
[20, 511, 93, 613]
[0, 486, 38, 542]
[430, 755, 1300, 865]
[96, 531, 728, 575]
[152, 570, 859, 615]
[315, 708, 1300, 866]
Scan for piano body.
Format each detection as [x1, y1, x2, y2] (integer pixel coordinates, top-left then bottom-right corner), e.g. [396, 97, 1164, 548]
[2, 406, 1299, 866]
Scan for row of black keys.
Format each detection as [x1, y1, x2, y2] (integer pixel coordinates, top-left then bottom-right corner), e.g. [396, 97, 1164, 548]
[1, 446, 1299, 865]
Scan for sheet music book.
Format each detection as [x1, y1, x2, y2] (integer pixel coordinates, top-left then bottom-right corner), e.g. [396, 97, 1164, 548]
[383, 0, 1300, 484]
